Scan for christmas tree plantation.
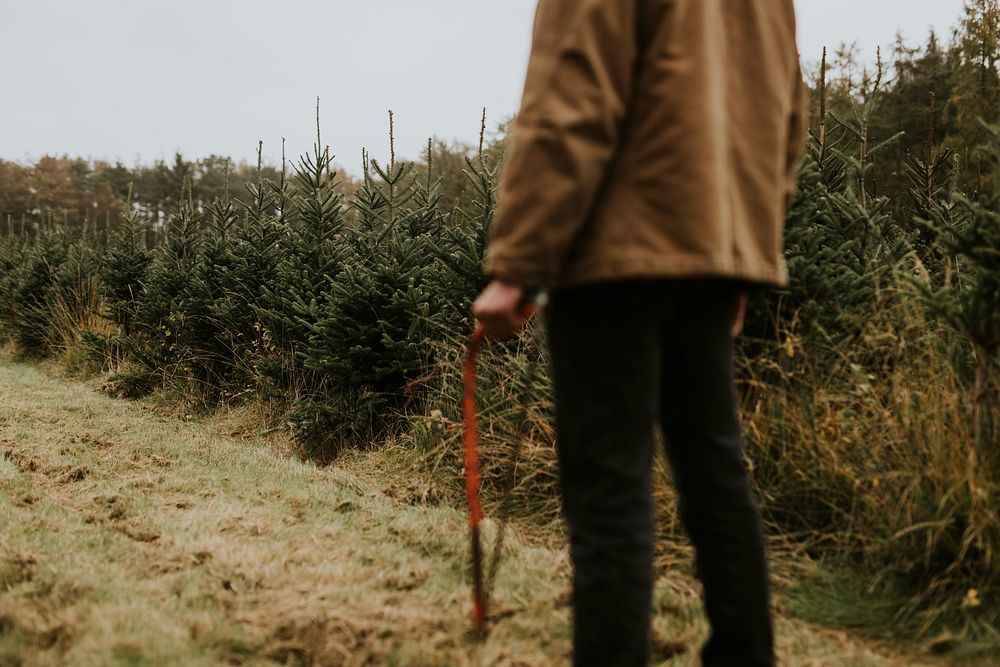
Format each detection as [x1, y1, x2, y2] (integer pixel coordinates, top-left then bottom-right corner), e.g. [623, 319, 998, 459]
[0, 88, 998, 648]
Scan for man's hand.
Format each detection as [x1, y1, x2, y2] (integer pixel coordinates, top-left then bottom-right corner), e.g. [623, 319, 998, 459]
[730, 291, 748, 337]
[473, 280, 530, 340]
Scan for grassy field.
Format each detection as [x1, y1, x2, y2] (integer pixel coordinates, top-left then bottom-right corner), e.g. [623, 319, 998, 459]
[0, 358, 977, 666]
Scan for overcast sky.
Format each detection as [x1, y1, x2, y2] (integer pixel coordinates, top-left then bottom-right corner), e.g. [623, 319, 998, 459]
[0, 0, 968, 172]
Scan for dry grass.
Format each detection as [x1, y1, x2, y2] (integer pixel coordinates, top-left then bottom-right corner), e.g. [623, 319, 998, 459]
[0, 359, 975, 665]
[404, 295, 1000, 654]
[737, 295, 1000, 641]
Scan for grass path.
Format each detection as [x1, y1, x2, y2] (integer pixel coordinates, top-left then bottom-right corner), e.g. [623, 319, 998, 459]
[0, 360, 950, 666]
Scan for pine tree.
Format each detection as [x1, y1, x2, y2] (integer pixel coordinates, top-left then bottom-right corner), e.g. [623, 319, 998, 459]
[916, 121, 1000, 447]
[182, 164, 243, 395]
[293, 117, 426, 445]
[287, 112, 497, 449]
[426, 111, 500, 329]
[0, 217, 27, 335]
[100, 192, 152, 335]
[255, 107, 348, 396]
[781, 50, 907, 347]
[213, 141, 291, 394]
[950, 0, 1000, 169]
[132, 180, 205, 384]
[6, 223, 70, 354]
[47, 223, 104, 343]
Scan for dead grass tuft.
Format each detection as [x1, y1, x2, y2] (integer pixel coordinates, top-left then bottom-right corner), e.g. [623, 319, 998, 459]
[264, 608, 374, 667]
[0, 549, 37, 589]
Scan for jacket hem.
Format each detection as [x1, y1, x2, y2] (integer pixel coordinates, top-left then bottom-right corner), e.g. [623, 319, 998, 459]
[555, 254, 789, 289]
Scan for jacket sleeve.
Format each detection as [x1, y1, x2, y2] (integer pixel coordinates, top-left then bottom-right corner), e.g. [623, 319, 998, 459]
[485, 0, 641, 286]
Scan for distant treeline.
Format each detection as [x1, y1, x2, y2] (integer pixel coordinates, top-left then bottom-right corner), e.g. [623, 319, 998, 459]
[0, 137, 503, 236]
[810, 1, 1000, 199]
[0, 155, 280, 232]
[0, 138, 507, 235]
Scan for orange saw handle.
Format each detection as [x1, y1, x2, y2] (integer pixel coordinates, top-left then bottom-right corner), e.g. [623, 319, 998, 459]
[463, 300, 536, 633]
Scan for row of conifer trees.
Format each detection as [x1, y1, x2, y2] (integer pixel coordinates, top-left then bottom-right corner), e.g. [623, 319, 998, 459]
[0, 112, 496, 452]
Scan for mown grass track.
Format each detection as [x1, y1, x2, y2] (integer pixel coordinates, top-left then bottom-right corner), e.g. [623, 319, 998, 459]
[0, 360, 968, 666]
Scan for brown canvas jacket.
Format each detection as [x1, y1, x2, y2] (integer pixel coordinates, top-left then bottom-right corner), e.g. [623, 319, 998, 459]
[485, 0, 808, 288]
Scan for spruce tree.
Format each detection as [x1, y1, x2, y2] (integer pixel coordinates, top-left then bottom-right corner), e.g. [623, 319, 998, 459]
[7, 224, 69, 354]
[904, 94, 966, 280]
[288, 114, 505, 450]
[47, 224, 103, 342]
[183, 167, 242, 395]
[426, 113, 500, 329]
[294, 126, 426, 444]
[0, 217, 27, 336]
[916, 122, 1000, 446]
[100, 193, 152, 335]
[255, 110, 348, 396]
[132, 180, 205, 384]
[214, 142, 292, 393]
[781, 50, 907, 349]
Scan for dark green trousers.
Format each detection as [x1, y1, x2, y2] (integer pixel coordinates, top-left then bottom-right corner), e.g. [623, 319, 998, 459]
[546, 279, 774, 667]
